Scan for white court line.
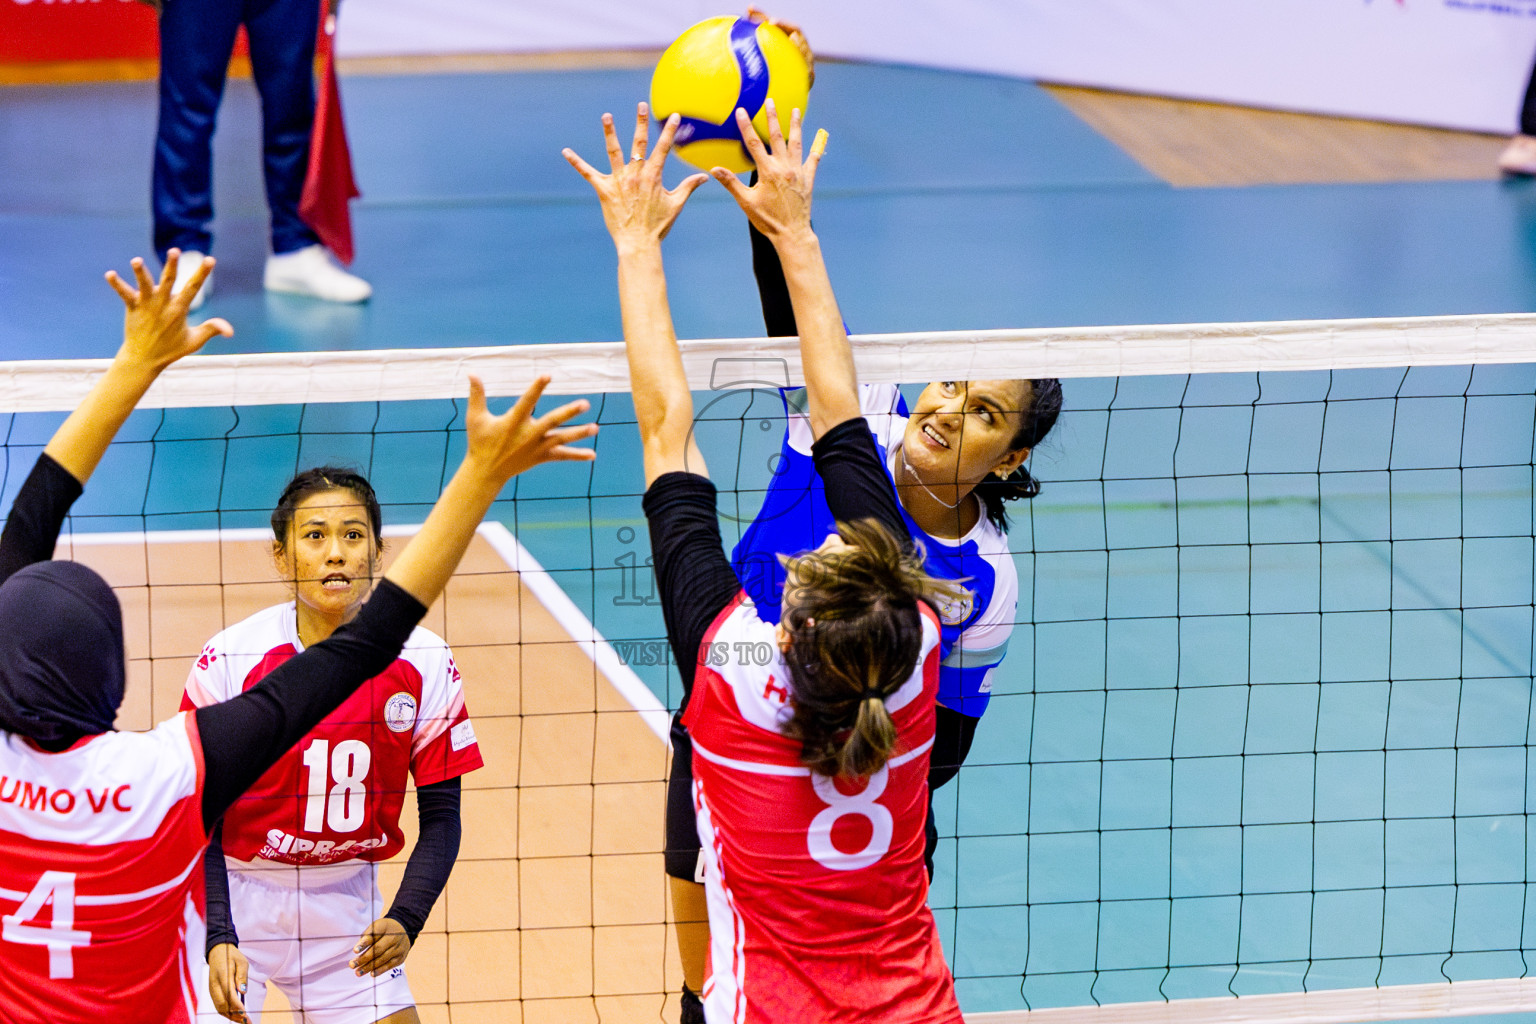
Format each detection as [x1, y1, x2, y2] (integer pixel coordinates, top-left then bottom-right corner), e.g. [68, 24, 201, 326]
[475, 521, 670, 743]
[58, 523, 671, 743]
[965, 977, 1536, 1024]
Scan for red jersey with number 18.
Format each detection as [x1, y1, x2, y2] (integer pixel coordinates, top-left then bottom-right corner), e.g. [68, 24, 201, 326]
[180, 602, 482, 866]
[683, 592, 962, 1024]
[0, 714, 209, 1024]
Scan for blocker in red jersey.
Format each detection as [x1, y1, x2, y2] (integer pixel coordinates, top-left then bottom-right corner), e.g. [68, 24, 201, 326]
[566, 102, 967, 1022]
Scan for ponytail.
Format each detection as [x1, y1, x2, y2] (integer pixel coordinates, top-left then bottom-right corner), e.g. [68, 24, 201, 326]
[779, 518, 972, 778]
[835, 692, 899, 778]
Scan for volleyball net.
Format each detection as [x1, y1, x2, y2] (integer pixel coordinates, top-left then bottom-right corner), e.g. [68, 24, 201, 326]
[3, 312, 1536, 1024]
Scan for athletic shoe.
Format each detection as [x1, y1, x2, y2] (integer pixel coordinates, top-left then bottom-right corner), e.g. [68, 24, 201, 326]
[263, 244, 372, 303]
[1498, 135, 1536, 176]
[171, 250, 211, 311]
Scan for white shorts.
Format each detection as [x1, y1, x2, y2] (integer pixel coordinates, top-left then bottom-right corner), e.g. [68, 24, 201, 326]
[195, 860, 415, 1024]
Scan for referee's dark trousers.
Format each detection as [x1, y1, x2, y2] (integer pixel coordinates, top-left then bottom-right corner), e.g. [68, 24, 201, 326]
[1523, 59, 1536, 137]
[152, 0, 322, 262]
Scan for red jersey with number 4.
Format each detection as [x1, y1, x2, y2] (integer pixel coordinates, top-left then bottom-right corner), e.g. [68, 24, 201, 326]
[0, 714, 208, 1024]
[683, 593, 962, 1024]
[180, 602, 482, 866]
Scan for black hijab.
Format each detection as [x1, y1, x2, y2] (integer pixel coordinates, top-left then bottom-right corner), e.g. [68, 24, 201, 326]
[0, 561, 123, 747]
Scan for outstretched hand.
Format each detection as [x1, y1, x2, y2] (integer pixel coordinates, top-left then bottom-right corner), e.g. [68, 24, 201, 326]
[464, 374, 598, 484]
[105, 249, 233, 374]
[563, 103, 709, 250]
[711, 100, 827, 243]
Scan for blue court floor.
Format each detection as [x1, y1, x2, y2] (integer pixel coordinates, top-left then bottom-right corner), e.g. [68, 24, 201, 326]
[3, 60, 1536, 1019]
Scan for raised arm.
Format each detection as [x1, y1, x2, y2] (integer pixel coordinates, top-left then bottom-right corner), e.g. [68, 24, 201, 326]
[712, 103, 856, 439]
[48, 252, 229, 481]
[195, 377, 597, 827]
[564, 104, 709, 486]
[0, 253, 229, 584]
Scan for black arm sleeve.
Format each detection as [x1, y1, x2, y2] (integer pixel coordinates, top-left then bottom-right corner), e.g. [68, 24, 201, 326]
[749, 220, 799, 338]
[0, 455, 82, 587]
[811, 417, 912, 546]
[642, 473, 743, 701]
[383, 777, 463, 943]
[195, 580, 427, 830]
[202, 823, 239, 955]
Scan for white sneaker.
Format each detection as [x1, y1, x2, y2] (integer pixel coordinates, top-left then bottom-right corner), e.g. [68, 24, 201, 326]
[263, 244, 372, 303]
[1498, 135, 1536, 176]
[171, 250, 211, 311]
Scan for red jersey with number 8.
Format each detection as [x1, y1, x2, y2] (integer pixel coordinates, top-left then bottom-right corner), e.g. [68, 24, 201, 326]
[683, 592, 963, 1024]
[0, 714, 209, 1023]
[180, 602, 482, 866]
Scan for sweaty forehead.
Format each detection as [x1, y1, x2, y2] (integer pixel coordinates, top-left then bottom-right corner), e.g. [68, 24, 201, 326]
[964, 379, 1030, 411]
[294, 489, 369, 521]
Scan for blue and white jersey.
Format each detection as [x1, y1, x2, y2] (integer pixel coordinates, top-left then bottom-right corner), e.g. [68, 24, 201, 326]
[731, 384, 1019, 718]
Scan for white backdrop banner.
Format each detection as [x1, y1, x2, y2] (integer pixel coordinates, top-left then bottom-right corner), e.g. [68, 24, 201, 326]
[337, 0, 1536, 134]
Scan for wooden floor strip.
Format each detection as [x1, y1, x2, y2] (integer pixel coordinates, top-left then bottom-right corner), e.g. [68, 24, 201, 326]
[1043, 83, 1509, 186]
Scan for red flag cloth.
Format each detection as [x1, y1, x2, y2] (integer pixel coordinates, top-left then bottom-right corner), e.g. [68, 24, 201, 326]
[299, 16, 360, 265]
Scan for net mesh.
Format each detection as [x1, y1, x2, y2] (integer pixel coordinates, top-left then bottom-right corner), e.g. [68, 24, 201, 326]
[3, 317, 1535, 1023]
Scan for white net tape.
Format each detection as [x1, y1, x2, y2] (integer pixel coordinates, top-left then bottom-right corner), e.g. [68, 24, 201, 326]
[4, 312, 1535, 412]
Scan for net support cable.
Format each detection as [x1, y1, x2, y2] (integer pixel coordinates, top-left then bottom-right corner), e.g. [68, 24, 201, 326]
[5, 311, 1536, 411]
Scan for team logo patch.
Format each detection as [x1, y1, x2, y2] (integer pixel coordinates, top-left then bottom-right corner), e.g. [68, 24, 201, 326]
[934, 590, 975, 626]
[384, 692, 418, 733]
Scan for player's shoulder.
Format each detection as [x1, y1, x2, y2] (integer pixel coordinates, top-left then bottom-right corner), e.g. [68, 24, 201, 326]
[192, 604, 296, 698]
[394, 624, 458, 690]
[783, 384, 904, 458]
[701, 599, 796, 737]
[401, 623, 450, 654]
[970, 519, 1019, 593]
[928, 515, 1018, 588]
[861, 382, 904, 417]
[879, 607, 940, 717]
[971, 514, 1016, 560]
[148, 711, 201, 755]
[207, 601, 296, 652]
[83, 713, 198, 776]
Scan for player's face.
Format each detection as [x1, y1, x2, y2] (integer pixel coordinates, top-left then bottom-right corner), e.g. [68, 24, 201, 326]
[275, 489, 380, 624]
[903, 379, 1031, 488]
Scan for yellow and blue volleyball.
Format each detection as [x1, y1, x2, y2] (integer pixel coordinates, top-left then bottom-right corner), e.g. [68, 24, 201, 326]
[650, 15, 812, 173]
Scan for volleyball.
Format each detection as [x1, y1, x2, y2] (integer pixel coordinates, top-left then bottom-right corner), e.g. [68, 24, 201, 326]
[650, 15, 812, 173]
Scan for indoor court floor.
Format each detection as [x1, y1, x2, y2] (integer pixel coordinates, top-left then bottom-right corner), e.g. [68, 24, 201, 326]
[3, 55, 1536, 1023]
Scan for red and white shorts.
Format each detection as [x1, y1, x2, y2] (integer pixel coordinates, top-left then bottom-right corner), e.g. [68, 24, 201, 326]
[195, 860, 415, 1024]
